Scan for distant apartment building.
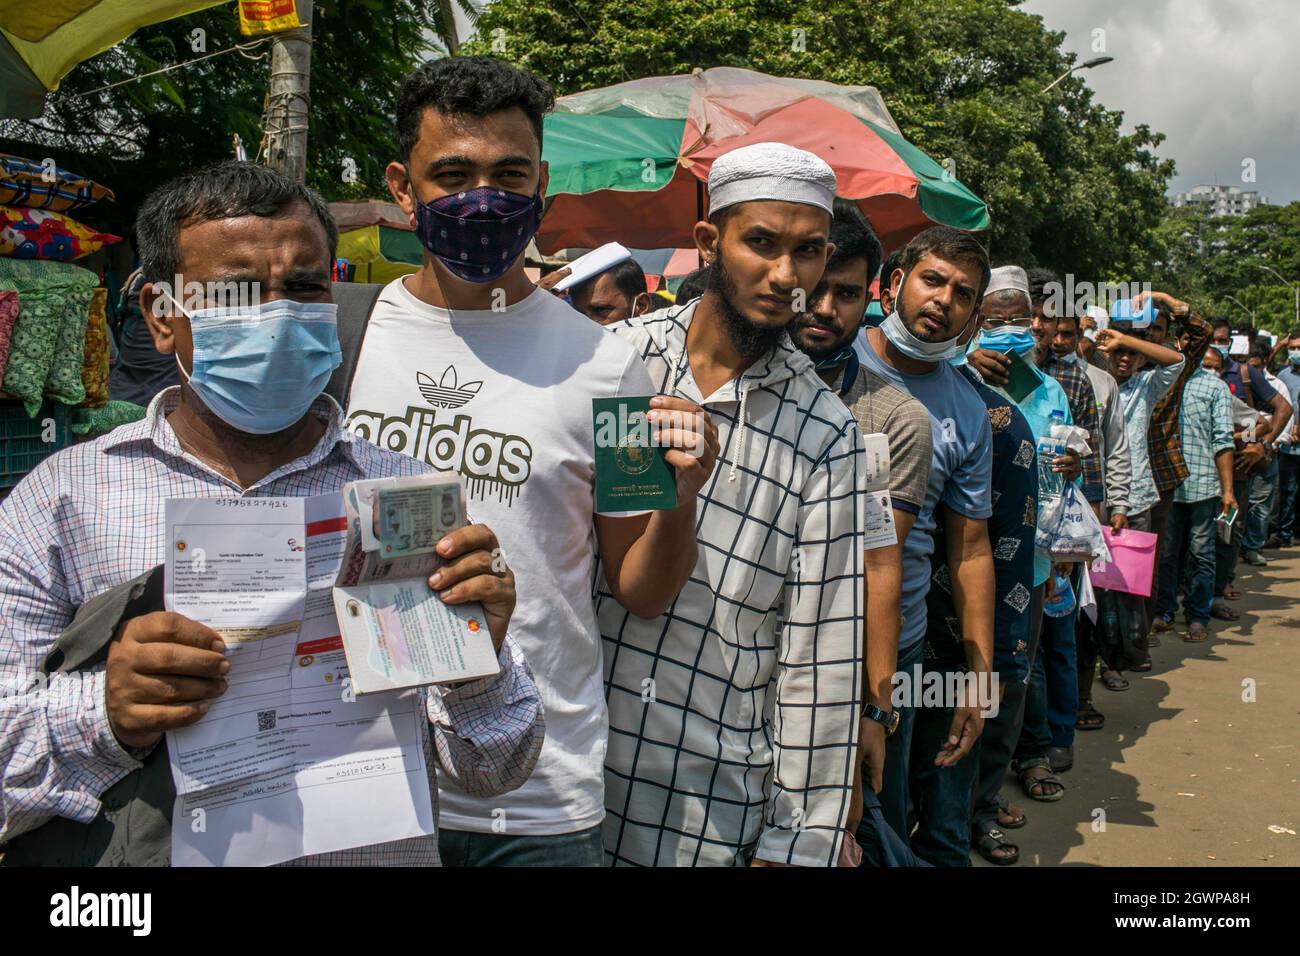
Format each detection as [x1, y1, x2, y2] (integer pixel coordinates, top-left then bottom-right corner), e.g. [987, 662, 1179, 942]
[1168, 184, 1270, 216]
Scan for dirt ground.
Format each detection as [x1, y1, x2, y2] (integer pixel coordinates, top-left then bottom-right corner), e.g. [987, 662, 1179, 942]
[978, 545, 1300, 867]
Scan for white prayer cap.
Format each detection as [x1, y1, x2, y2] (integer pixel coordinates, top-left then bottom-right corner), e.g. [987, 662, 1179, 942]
[707, 142, 837, 218]
[985, 265, 1031, 301]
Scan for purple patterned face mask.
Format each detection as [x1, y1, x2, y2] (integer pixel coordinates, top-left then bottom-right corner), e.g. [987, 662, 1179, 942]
[413, 186, 543, 283]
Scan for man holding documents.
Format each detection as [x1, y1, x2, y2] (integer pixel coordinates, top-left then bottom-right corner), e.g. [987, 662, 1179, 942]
[344, 57, 717, 866]
[0, 161, 543, 866]
[598, 143, 866, 867]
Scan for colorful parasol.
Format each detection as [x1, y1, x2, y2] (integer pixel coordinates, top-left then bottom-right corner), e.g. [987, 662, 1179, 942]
[0, 0, 229, 118]
[539, 67, 988, 255]
[329, 199, 423, 284]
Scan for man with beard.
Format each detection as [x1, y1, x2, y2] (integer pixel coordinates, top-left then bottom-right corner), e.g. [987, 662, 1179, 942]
[598, 142, 866, 867]
[788, 201, 933, 855]
[856, 226, 996, 849]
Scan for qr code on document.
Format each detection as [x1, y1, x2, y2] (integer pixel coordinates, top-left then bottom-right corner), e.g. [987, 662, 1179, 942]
[257, 709, 277, 732]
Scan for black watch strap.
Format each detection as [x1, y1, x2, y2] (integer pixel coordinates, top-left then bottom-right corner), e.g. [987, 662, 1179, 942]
[861, 703, 898, 736]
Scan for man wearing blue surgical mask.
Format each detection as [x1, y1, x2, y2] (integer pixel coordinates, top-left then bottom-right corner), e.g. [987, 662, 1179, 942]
[0, 161, 541, 865]
[346, 56, 718, 867]
[964, 267, 1080, 803]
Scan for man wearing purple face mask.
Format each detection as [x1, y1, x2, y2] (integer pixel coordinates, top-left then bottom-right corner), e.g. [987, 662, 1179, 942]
[344, 57, 719, 867]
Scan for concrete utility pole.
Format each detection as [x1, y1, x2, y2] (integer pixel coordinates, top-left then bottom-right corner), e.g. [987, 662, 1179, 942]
[262, 0, 314, 183]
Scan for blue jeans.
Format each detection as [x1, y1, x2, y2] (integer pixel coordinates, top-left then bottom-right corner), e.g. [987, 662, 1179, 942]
[1015, 652, 1050, 763]
[1279, 455, 1300, 542]
[437, 824, 604, 867]
[1156, 497, 1218, 626]
[1244, 456, 1277, 552]
[1215, 477, 1250, 595]
[1016, 576, 1078, 754]
[876, 640, 925, 842]
[909, 677, 980, 867]
[1039, 596, 1078, 749]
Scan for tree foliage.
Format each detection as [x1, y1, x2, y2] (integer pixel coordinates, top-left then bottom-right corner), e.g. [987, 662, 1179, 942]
[1154, 202, 1300, 333]
[0, 1, 452, 237]
[464, 0, 1175, 280]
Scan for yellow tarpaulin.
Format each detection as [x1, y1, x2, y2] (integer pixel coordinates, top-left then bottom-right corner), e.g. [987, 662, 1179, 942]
[336, 226, 420, 285]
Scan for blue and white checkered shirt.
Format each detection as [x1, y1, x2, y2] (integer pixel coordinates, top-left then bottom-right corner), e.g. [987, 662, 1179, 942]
[1117, 358, 1184, 515]
[1173, 370, 1235, 504]
[0, 387, 544, 863]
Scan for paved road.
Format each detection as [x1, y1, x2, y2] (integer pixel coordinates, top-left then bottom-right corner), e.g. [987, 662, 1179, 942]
[978, 546, 1300, 867]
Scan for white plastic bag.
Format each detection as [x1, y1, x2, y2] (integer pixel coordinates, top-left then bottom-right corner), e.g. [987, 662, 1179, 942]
[1049, 423, 1093, 457]
[1034, 482, 1111, 564]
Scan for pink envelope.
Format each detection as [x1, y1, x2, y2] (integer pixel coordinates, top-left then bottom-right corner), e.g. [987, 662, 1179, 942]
[1090, 528, 1159, 596]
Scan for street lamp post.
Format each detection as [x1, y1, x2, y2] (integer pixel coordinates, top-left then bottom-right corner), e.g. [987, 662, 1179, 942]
[1254, 264, 1300, 327]
[1041, 56, 1116, 94]
[1223, 294, 1257, 325]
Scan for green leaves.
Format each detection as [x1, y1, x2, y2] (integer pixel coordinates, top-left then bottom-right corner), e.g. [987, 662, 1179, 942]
[465, 0, 1173, 281]
[0, 1, 452, 238]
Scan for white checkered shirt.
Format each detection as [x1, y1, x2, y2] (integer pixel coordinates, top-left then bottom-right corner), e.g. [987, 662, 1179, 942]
[0, 388, 543, 863]
[598, 302, 865, 867]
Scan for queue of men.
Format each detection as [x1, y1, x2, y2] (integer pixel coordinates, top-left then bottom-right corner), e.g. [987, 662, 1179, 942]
[0, 55, 1287, 868]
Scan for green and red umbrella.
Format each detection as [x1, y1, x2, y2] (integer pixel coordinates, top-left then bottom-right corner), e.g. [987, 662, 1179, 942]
[538, 66, 989, 255]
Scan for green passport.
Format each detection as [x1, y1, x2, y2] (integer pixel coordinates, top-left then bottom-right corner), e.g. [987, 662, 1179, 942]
[1001, 348, 1044, 404]
[593, 397, 678, 512]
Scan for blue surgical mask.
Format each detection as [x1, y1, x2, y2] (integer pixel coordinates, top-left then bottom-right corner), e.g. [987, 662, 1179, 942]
[1214, 344, 1231, 360]
[978, 325, 1037, 356]
[1288, 349, 1300, 366]
[173, 298, 342, 434]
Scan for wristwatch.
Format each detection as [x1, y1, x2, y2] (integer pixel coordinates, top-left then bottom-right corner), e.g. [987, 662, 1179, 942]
[861, 703, 900, 736]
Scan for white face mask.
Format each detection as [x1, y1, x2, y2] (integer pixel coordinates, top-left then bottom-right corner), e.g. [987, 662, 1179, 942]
[879, 309, 976, 363]
[878, 269, 979, 363]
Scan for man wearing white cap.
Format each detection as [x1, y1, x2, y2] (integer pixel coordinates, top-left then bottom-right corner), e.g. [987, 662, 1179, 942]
[597, 141, 866, 867]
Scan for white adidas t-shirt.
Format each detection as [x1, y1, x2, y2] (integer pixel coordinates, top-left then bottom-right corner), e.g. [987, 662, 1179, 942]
[346, 278, 655, 834]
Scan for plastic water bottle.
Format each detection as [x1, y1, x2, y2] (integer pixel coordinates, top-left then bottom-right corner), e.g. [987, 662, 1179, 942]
[1037, 409, 1067, 501]
[1044, 570, 1077, 618]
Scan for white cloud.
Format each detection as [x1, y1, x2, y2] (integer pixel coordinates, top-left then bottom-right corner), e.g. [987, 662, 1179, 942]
[1022, 0, 1300, 203]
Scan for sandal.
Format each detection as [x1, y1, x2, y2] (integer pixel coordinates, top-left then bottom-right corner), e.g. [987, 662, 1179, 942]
[996, 799, 1027, 830]
[1150, 618, 1174, 634]
[1184, 622, 1209, 643]
[1210, 601, 1239, 622]
[1076, 705, 1106, 731]
[974, 826, 1019, 865]
[1017, 761, 1066, 802]
[1147, 633, 1162, 647]
[1128, 661, 1152, 672]
[1100, 670, 1130, 691]
[1223, 586, 1241, 601]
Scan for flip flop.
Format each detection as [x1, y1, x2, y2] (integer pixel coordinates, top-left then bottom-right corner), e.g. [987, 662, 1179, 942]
[1183, 622, 1210, 643]
[1100, 670, 1130, 691]
[1076, 706, 1106, 731]
[1210, 601, 1239, 622]
[1017, 762, 1066, 802]
[996, 802, 1027, 830]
